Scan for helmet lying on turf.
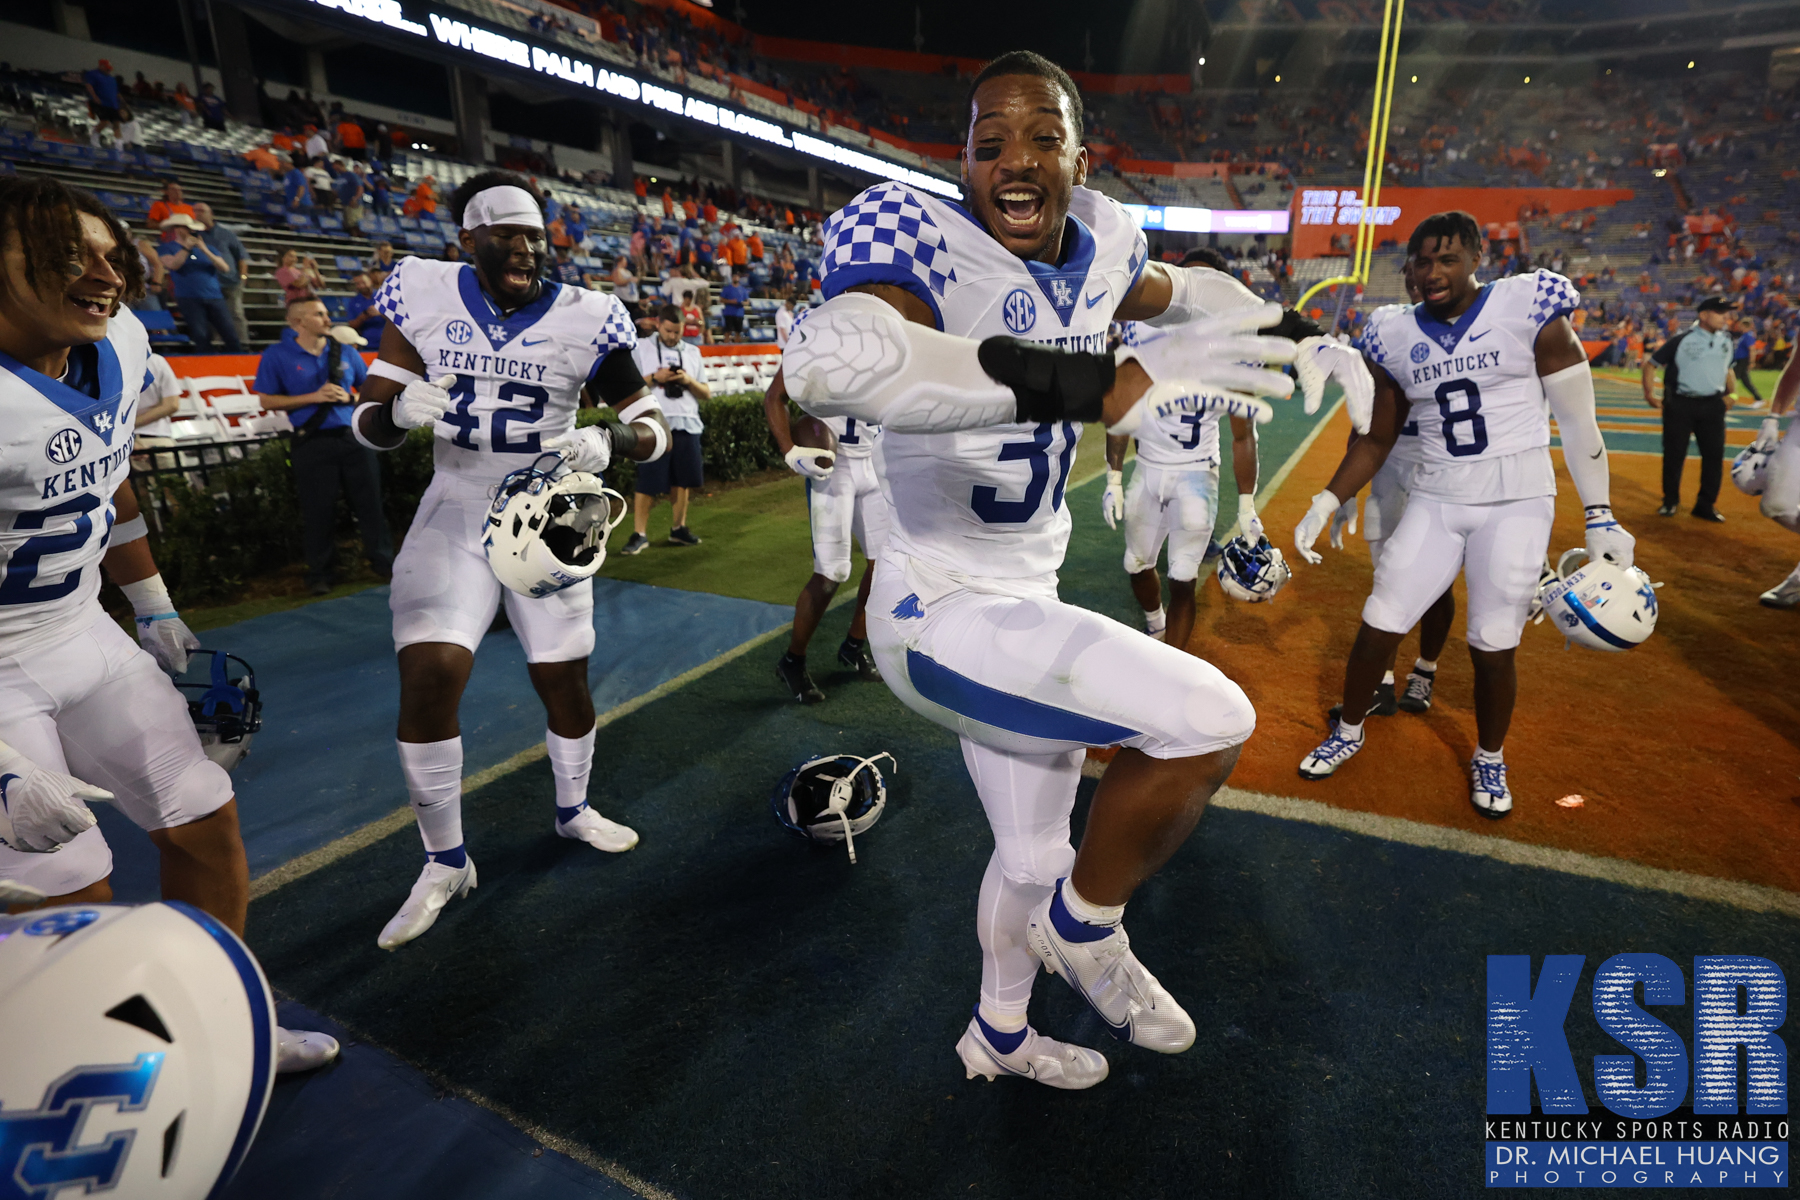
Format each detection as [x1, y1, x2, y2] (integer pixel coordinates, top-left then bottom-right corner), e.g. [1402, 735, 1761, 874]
[0, 902, 276, 1197]
[1533, 547, 1660, 652]
[482, 454, 628, 598]
[1216, 535, 1291, 602]
[1732, 445, 1770, 496]
[177, 650, 262, 772]
[771, 752, 895, 864]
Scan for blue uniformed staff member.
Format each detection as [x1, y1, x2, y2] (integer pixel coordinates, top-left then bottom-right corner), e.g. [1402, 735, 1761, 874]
[1645, 295, 1738, 522]
[254, 297, 394, 593]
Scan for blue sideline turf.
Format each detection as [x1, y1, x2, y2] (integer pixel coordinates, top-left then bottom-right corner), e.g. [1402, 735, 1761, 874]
[97, 579, 791, 901]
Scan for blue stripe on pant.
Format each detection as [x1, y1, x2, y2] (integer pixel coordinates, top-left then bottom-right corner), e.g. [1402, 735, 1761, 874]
[904, 649, 1139, 745]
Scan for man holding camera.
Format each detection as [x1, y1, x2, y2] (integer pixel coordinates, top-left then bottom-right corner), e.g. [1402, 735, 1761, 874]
[254, 297, 394, 594]
[621, 303, 711, 553]
[156, 214, 240, 352]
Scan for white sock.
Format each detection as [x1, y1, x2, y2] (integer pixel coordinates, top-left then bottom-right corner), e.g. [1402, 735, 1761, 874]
[547, 727, 597, 822]
[1143, 606, 1166, 636]
[1337, 718, 1364, 740]
[1415, 657, 1438, 673]
[398, 738, 463, 853]
[1061, 877, 1125, 927]
[977, 1004, 1028, 1033]
[1381, 669, 1395, 685]
[1475, 746, 1504, 763]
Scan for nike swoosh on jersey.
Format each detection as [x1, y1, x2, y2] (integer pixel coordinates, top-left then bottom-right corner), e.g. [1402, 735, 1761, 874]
[1468, 330, 1491, 342]
[521, 338, 549, 346]
[1085, 292, 1105, 309]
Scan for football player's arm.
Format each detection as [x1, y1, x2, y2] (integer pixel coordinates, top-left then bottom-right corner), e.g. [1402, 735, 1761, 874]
[547, 348, 671, 471]
[1538, 315, 1633, 568]
[1228, 414, 1265, 541]
[1101, 433, 1128, 531]
[766, 369, 833, 480]
[102, 479, 200, 674]
[351, 322, 443, 451]
[135, 389, 179, 427]
[1296, 360, 1407, 565]
[788, 283, 1286, 435]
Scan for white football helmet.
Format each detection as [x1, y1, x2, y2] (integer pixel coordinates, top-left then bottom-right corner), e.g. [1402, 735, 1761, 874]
[770, 752, 895, 865]
[481, 456, 628, 598]
[1732, 445, 1770, 496]
[1216, 535, 1292, 602]
[1533, 548, 1660, 652]
[0, 903, 276, 1197]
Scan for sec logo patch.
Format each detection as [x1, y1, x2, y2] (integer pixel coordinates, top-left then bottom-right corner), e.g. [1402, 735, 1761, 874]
[447, 319, 475, 345]
[45, 427, 83, 464]
[1002, 289, 1037, 335]
[1409, 342, 1431, 364]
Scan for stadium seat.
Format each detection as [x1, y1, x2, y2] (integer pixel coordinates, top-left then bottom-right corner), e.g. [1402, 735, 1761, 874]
[138, 310, 191, 349]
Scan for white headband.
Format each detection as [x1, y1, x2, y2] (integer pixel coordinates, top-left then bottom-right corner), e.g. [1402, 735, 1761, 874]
[461, 185, 545, 232]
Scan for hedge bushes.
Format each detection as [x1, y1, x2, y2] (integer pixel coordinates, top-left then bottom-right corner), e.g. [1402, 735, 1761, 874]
[141, 391, 780, 607]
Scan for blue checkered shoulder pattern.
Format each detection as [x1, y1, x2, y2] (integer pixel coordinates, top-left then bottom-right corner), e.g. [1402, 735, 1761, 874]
[371, 259, 409, 330]
[1355, 311, 1391, 368]
[591, 294, 637, 353]
[1528, 269, 1580, 331]
[821, 184, 957, 300]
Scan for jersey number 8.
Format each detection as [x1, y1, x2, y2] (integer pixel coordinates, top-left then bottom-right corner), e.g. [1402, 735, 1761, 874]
[1434, 378, 1489, 458]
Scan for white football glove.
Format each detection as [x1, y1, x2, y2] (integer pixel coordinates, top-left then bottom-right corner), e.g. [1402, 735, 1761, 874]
[1295, 336, 1375, 434]
[393, 374, 457, 430]
[1124, 302, 1296, 403]
[543, 426, 612, 475]
[783, 443, 835, 480]
[136, 614, 201, 676]
[0, 739, 110, 853]
[1294, 489, 1341, 566]
[1329, 495, 1358, 550]
[1235, 493, 1264, 542]
[1751, 417, 1783, 453]
[1583, 505, 1636, 570]
[1101, 469, 1124, 530]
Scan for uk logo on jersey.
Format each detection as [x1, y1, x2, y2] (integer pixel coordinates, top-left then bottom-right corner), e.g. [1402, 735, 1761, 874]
[1003, 289, 1037, 335]
[1410, 342, 1431, 364]
[0, 1053, 163, 1197]
[1049, 278, 1074, 310]
[45, 428, 82, 464]
[488, 323, 512, 344]
[447, 320, 474, 346]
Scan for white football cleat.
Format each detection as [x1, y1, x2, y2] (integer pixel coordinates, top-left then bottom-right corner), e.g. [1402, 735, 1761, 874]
[377, 857, 477, 950]
[1026, 888, 1196, 1055]
[1760, 570, 1800, 609]
[556, 804, 639, 852]
[1470, 756, 1513, 820]
[955, 1014, 1109, 1090]
[276, 1026, 341, 1074]
[1298, 721, 1364, 780]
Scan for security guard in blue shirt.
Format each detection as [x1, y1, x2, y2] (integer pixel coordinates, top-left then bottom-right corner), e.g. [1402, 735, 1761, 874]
[254, 296, 394, 593]
[1645, 295, 1738, 521]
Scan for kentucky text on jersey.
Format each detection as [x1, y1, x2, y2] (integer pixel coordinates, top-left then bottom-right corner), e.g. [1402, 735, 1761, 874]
[41, 440, 133, 500]
[433, 349, 553, 382]
[1410, 349, 1502, 387]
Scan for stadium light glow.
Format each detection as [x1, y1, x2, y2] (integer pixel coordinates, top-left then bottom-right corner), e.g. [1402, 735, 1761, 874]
[1410, 75, 1417, 82]
[1687, 61, 1695, 69]
[1197, 57, 1206, 65]
[293, 0, 960, 198]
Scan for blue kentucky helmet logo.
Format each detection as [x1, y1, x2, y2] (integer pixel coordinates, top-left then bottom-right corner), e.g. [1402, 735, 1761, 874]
[0, 1053, 163, 1199]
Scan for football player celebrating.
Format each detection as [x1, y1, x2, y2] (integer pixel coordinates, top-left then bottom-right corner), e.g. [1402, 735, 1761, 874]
[1292, 212, 1633, 818]
[763, 369, 888, 703]
[782, 52, 1368, 1088]
[0, 176, 335, 1071]
[1321, 261, 1456, 716]
[1752, 345, 1800, 607]
[352, 171, 669, 949]
[1103, 304, 1262, 651]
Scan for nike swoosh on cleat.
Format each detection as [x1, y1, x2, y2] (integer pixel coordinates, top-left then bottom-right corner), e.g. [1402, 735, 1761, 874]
[1045, 940, 1132, 1036]
[1085, 292, 1105, 309]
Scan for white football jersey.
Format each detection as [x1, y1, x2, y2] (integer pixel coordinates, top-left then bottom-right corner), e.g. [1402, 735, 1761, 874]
[821, 183, 1147, 585]
[1353, 303, 1422, 466]
[0, 310, 150, 657]
[1360, 269, 1578, 502]
[1118, 321, 1222, 468]
[373, 257, 640, 484]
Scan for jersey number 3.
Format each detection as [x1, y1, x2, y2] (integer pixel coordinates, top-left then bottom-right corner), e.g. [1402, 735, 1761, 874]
[0, 495, 108, 606]
[972, 422, 1077, 523]
[1434, 379, 1489, 457]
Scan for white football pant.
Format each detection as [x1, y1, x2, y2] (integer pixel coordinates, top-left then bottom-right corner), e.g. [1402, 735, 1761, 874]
[0, 613, 233, 896]
[1763, 421, 1800, 534]
[808, 455, 890, 583]
[1122, 462, 1218, 582]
